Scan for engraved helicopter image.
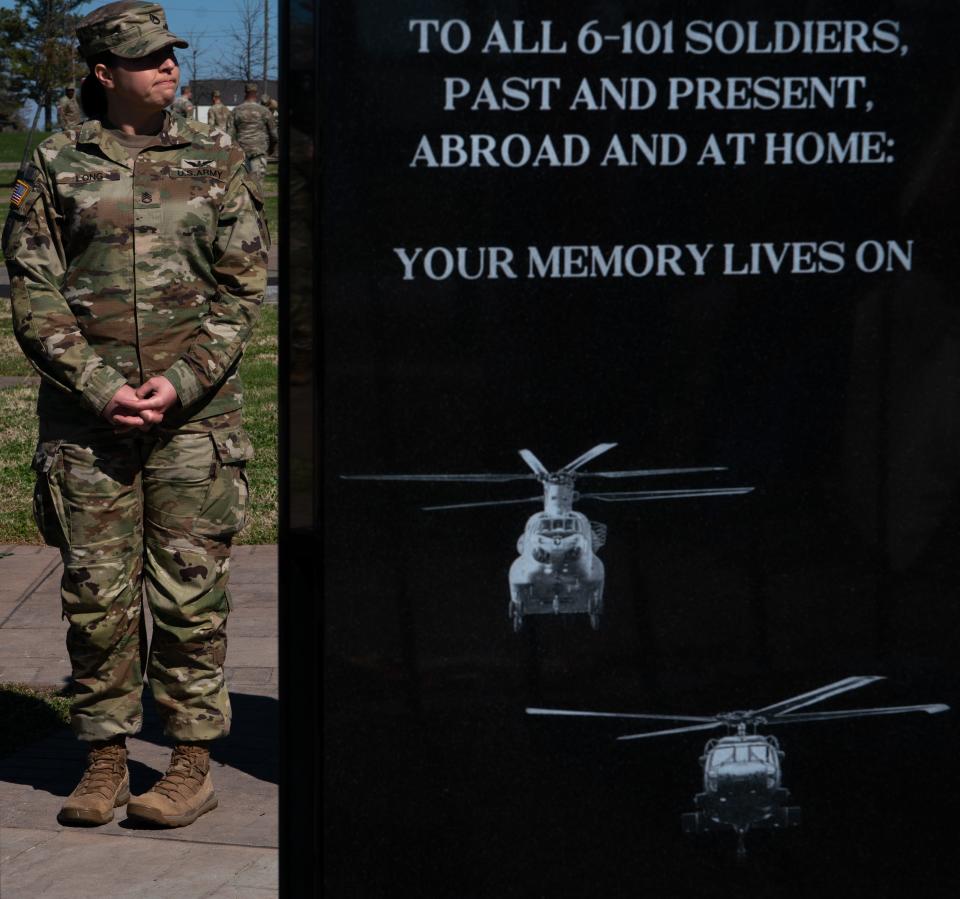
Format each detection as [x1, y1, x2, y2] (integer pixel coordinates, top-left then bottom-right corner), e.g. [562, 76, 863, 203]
[343, 443, 752, 631]
[527, 676, 949, 859]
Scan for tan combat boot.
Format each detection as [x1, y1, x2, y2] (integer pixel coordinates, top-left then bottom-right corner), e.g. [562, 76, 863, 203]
[126, 743, 218, 827]
[57, 740, 130, 825]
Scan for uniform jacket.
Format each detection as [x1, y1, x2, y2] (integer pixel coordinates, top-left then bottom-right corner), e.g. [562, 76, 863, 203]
[170, 96, 195, 119]
[2, 112, 268, 425]
[207, 103, 234, 137]
[57, 96, 83, 130]
[231, 101, 278, 158]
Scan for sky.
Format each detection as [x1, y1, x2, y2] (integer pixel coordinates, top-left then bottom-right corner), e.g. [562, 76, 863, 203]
[0, 0, 280, 86]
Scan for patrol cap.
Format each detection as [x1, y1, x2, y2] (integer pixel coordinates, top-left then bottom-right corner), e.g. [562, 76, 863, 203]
[244, 82, 258, 93]
[76, 1, 188, 60]
[212, 89, 220, 98]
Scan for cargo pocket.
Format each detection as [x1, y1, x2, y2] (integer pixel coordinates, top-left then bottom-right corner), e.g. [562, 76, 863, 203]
[30, 440, 69, 549]
[144, 432, 218, 535]
[193, 429, 254, 540]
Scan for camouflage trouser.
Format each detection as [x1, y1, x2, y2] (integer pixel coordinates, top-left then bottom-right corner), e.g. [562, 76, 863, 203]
[245, 153, 268, 191]
[31, 424, 252, 742]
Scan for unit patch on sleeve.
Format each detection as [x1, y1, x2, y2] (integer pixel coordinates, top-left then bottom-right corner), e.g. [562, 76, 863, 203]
[9, 163, 40, 212]
[10, 178, 31, 209]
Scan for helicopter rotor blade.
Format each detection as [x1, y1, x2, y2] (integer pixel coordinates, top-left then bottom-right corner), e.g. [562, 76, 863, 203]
[756, 676, 886, 718]
[768, 703, 950, 725]
[576, 466, 728, 479]
[560, 443, 619, 473]
[341, 473, 536, 483]
[580, 487, 754, 502]
[617, 721, 725, 741]
[526, 708, 716, 724]
[422, 496, 543, 512]
[518, 449, 549, 477]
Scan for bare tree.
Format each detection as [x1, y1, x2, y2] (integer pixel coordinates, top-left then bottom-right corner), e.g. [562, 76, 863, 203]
[216, 0, 276, 84]
[179, 32, 208, 86]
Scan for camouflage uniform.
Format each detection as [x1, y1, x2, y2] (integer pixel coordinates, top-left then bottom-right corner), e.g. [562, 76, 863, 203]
[171, 93, 194, 119]
[58, 93, 83, 130]
[207, 101, 233, 137]
[2, 110, 268, 742]
[232, 94, 278, 190]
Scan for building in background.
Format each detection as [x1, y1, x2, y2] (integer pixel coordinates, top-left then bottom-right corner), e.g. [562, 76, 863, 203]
[191, 78, 279, 122]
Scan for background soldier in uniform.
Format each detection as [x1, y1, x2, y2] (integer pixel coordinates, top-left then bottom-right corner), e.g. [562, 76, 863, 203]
[207, 87, 233, 136]
[57, 86, 82, 130]
[3, 0, 267, 829]
[232, 81, 278, 190]
[170, 83, 194, 118]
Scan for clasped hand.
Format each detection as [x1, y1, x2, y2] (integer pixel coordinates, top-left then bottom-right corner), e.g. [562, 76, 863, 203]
[103, 376, 180, 431]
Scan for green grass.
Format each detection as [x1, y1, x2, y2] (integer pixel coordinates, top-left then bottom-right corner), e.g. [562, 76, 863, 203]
[0, 130, 54, 166]
[0, 683, 71, 757]
[0, 382, 40, 542]
[0, 304, 278, 545]
[236, 303, 278, 544]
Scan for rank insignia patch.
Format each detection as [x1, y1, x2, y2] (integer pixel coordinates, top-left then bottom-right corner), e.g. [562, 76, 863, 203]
[10, 179, 31, 209]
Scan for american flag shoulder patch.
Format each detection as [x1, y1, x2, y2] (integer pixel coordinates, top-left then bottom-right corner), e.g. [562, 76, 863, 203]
[10, 179, 31, 209]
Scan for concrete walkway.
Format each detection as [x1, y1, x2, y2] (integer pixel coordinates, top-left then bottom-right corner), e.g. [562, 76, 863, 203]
[0, 544, 278, 898]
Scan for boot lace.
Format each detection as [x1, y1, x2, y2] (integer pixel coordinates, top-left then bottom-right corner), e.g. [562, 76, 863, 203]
[75, 744, 126, 800]
[152, 745, 209, 801]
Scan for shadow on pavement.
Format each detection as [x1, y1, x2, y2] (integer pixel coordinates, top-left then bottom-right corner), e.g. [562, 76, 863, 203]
[136, 689, 279, 785]
[0, 687, 69, 757]
[0, 689, 278, 800]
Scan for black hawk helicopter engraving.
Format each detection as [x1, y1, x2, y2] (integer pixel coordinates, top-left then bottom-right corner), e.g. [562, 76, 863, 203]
[527, 676, 949, 859]
[343, 443, 751, 632]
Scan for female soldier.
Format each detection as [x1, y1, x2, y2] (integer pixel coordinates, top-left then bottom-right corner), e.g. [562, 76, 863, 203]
[2, 1, 267, 827]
